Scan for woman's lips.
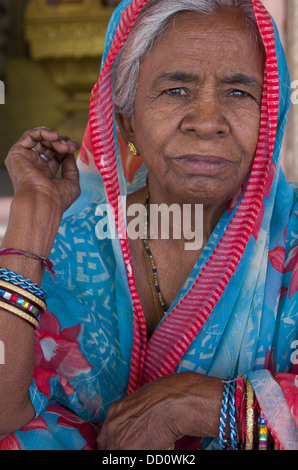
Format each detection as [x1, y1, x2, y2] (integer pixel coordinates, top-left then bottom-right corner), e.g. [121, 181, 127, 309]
[174, 155, 232, 175]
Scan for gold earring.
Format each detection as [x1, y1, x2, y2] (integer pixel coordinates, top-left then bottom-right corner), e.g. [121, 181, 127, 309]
[128, 142, 139, 156]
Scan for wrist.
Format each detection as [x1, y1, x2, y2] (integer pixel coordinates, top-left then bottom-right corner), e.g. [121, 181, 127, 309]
[0, 193, 62, 283]
[6, 193, 62, 252]
[12, 190, 64, 222]
[170, 372, 224, 440]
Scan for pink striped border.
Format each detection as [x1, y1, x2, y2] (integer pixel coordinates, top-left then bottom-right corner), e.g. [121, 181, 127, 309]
[88, 0, 148, 393]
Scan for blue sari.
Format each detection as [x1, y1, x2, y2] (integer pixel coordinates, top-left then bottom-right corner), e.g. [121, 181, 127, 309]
[1, 0, 298, 450]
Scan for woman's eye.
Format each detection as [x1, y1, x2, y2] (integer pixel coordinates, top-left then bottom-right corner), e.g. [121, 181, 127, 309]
[230, 89, 250, 98]
[165, 88, 187, 96]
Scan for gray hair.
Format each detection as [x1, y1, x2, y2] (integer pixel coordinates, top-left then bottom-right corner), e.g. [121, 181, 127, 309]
[112, 0, 264, 117]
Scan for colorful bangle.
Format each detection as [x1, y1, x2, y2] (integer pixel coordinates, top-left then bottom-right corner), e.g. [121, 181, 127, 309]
[1, 297, 40, 323]
[229, 381, 239, 450]
[245, 379, 255, 450]
[0, 279, 46, 312]
[235, 377, 247, 449]
[219, 378, 240, 450]
[219, 377, 278, 450]
[0, 268, 47, 301]
[0, 288, 41, 319]
[219, 380, 231, 449]
[259, 413, 268, 450]
[0, 299, 39, 329]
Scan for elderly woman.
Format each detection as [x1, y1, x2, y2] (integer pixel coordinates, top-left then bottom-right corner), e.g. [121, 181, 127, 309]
[0, 0, 297, 451]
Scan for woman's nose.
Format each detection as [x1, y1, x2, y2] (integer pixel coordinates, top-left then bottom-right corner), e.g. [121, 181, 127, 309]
[180, 96, 230, 139]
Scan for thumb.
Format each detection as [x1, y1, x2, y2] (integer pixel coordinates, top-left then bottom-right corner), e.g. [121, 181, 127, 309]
[60, 154, 80, 184]
[59, 155, 81, 207]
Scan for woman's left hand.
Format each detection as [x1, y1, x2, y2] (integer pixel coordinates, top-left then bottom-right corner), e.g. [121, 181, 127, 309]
[96, 372, 224, 450]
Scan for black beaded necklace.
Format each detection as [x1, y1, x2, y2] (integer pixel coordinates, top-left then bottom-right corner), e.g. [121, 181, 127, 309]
[142, 193, 168, 315]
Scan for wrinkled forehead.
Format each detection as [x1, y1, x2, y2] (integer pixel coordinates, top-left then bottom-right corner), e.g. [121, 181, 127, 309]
[138, 12, 265, 95]
[151, 8, 265, 64]
[150, 9, 265, 64]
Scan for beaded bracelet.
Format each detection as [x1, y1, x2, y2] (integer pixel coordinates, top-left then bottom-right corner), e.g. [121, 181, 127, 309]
[0, 288, 42, 319]
[0, 279, 46, 312]
[0, 268, 48, 329]
[259, 413, 268, 450]
[0, 296, 40, 322]
[0, 268, 47, 301]
[244, 379, 278, 450]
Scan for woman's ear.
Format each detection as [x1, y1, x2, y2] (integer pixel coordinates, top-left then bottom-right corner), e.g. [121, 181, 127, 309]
[115, 112, 135, 144]
[116, 113, 140, 157]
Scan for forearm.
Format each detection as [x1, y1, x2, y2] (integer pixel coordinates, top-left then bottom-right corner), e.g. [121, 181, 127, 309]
[0, 194, 62, 436]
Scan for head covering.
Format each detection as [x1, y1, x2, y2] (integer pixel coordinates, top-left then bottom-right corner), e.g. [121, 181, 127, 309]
[68, 0, 296, 394]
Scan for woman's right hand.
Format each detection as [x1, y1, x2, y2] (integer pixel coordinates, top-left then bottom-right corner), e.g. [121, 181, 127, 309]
[0, 128, 82, 438]
[5, 127, 81, 217]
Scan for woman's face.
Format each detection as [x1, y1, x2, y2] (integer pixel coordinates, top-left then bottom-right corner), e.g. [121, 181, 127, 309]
[120, 10, 265, 207]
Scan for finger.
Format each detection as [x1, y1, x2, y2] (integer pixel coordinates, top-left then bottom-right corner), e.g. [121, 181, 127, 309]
[47, 156, 61, 176]
[58, 134, 71, 142]
[60, 154, 80, 184]
[32, 138, 79, 158]
[31, 145, 53, 162]
[46, 152, 78, 179]
[23, 127, 60, 149]
[19, 128, 78, 155]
